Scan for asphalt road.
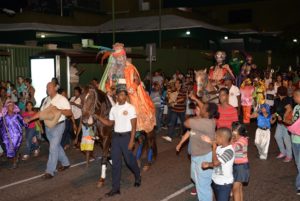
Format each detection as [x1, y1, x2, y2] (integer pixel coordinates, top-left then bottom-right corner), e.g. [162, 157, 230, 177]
[0, 124, 299, 201]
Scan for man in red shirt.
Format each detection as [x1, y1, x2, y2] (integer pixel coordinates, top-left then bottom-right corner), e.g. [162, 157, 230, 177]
[217, 88, 238, 129]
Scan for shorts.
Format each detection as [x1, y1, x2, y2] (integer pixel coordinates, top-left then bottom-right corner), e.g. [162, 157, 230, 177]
[233, 163, 250, 183]
[80, 136, 94, 151]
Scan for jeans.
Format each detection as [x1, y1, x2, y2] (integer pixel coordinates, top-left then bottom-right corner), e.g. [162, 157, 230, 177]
[292, 142, 300, 190]
[61, 119, 72, 147]
[24, 128, 39, 155]
[212, 182, 233, 201]
[155, 106, 162, 132]
[275, 124, 292, 158]
[45, 122, 70, 176]
[191, 152, 213, 201]
[111, 133, 140, 192]
[167, 110, 186, 138]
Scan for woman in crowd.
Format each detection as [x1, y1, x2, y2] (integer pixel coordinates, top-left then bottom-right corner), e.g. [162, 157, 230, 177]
[0, 101, 26, 168]
[70, 87, 83, 147]
[176, 101, 219, 201]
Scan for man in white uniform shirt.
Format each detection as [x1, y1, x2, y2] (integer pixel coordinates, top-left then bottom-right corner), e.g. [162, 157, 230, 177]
[97, 85, 141, 197]
[27, 82, 72, 179]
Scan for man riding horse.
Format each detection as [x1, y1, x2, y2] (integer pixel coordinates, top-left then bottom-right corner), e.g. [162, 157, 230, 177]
[209, 51, 235, 88]
[99, 43, 157, 171]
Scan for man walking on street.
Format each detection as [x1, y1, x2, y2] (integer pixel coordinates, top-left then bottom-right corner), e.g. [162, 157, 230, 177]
[97, 84, 141, 197]
[26, 82, 72, 179]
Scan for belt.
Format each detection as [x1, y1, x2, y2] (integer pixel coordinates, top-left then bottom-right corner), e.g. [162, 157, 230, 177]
[212, 181, 233, 186]
[57, 120, 65, 125]
[114, 131, 131, 136]
[258, 127, 269, 130]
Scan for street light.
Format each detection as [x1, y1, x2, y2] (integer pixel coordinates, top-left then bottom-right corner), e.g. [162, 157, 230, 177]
[224, 36, 229, 40]
[186, 30, 191, 35]
[293, 38, 298, 43]
[41, 34, 46, 38]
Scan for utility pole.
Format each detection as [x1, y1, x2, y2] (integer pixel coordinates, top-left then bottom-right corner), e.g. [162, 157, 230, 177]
[112, 0, 116, 44]
[158, 0, 162, 48]
[60, 0, 63, 17]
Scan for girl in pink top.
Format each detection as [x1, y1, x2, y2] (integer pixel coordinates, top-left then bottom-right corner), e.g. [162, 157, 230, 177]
[240, 79, 254, 124]
[22, 101, 43, 160]
[231, 122, 249, 201]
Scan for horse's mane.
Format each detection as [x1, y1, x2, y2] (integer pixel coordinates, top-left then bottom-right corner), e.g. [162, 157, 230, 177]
[93, 87, 112, 117]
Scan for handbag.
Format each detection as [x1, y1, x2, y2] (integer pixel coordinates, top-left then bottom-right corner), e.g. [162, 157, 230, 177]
[288, 118, 300, 136]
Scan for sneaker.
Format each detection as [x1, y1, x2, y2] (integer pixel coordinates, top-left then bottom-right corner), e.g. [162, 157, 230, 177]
[276, 153, 285, 159]
[33, 149, 40, 157]
[283, 157, 292, 163]
[190, 188, 197, 196]
[9, 163, 18, 169]
[259, 156, 267, 160]
[296, 189, 300, 195]
[21, 155, 30, 161]
[162, 126, 168, 130]
[162, 136, 172, 142]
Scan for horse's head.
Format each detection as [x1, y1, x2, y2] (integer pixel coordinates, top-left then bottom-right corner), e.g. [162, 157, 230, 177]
[195, 69, 208, 96]
[81, 86, 98, 125]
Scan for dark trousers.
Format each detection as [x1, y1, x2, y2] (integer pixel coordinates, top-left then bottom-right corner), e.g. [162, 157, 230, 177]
[167, 110, 186, 138]
[212, 182, 233, 201]
[74, 118, 82, 141]
[111, 132, 140, 192]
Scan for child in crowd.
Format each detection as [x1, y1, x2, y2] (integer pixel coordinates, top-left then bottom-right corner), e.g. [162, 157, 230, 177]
[251, 103, 273, 160]
[240, 79, 254, 124]
[150, 82, 162, 133]
[176, 102, 219, 201]
[231, 122, 249, 201]
[202, 127, 235, 201]
[0, 101, 26, 168]
[80, 118, 95, 167]
[265, 83, 276, 109]
[22, 101, 42, 160]
[16, 76, 27, 97]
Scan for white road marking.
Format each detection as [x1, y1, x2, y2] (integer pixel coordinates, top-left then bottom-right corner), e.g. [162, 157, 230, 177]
[160, 183, 194, 201]
[0, 157, 100, 191]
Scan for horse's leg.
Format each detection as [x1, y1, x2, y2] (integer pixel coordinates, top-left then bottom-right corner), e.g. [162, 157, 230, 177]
[143, 130, 156, 171]
[136, 131, 144, 168]
[86, 151, 90, 167]
[97, 126, 111, 188]
[152, 131, 158, 161]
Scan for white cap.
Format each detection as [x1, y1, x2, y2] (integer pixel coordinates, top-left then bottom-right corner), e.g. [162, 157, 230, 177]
[118, 78, 126, 84]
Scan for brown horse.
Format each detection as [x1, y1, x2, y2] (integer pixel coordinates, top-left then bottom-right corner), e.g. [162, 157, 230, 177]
[81, 85, 112, 187]
[194, 69, 219, 103]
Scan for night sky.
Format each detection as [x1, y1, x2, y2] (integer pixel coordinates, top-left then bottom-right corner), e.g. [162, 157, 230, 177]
[163, 0, 263, 7]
